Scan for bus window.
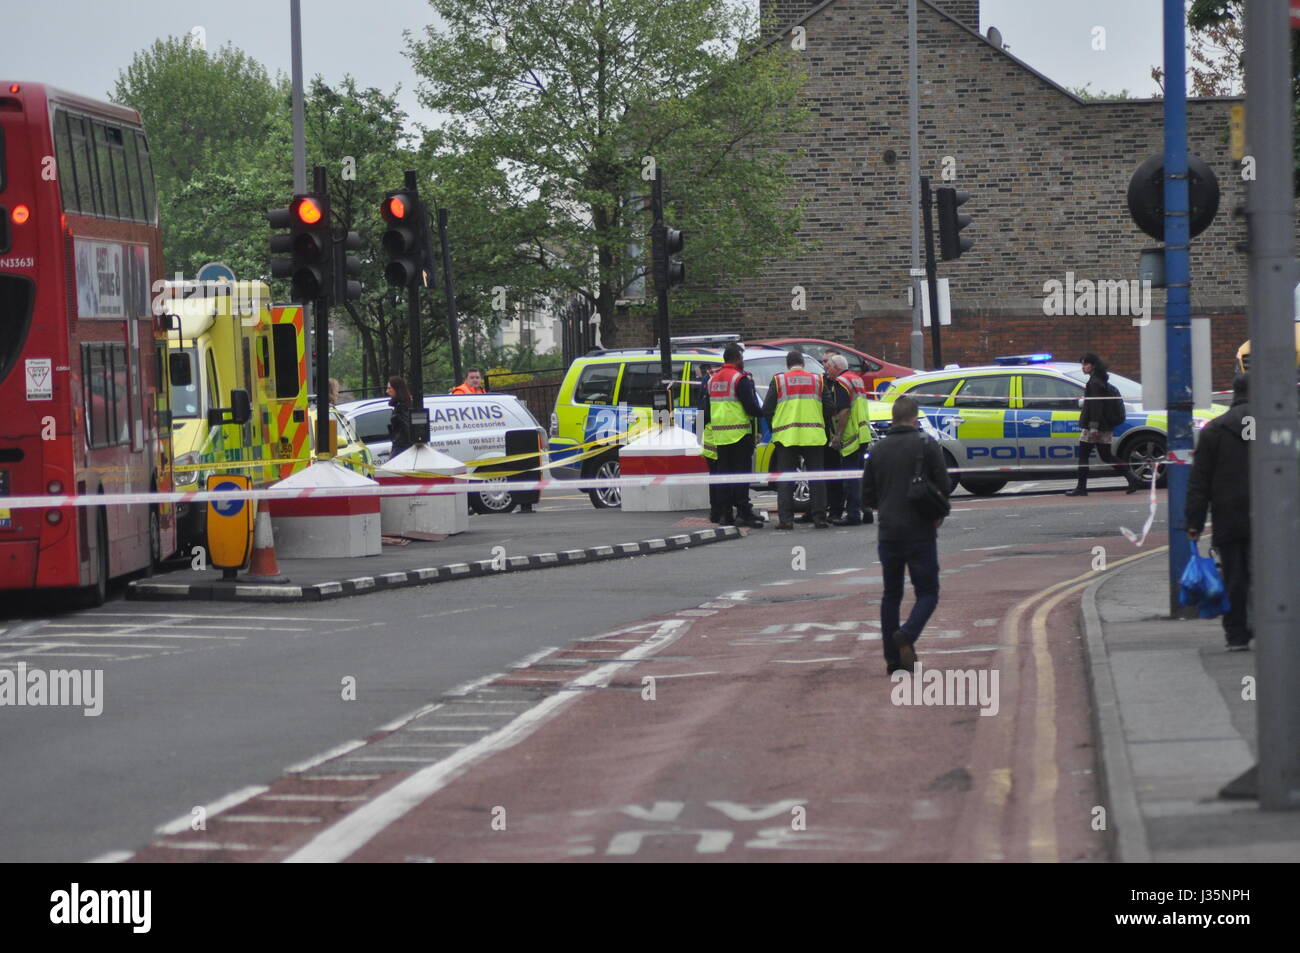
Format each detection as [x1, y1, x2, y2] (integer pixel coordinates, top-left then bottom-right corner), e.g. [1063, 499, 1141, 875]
[134, 132, 157, 223]
[66, 115, 99, 215]
[110, 345, 130, 444]
[53, 112, 79, 213]
[169, 349, 199, 418]
[93, 123, 120, 218]
[0, 275, 35, 383]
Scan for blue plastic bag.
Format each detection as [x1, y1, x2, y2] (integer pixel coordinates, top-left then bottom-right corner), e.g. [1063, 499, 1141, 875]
[1178, 541, 1231, 619]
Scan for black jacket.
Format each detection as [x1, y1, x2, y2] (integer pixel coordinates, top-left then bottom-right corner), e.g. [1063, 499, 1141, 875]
[387, 399, 413, 457]
[1185, 398, 1251, 544]
[861, 425, 952, 541]
[1080, 364, 1116, 430]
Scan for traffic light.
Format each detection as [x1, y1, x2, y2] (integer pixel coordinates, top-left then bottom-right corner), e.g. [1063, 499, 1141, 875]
[936, 188, 973, 261]
[654, 224, 685, 291]
[380, 191, 427, 288]
[268, 193, 331, 301]
[335, 230, 362, 303]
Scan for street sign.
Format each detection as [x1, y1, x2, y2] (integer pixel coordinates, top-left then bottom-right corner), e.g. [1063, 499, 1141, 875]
[205, 473, 253, 575]
[196, 261, 236, 283]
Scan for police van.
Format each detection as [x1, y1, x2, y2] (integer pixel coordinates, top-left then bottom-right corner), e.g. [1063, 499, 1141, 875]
[337, 393, 547, 514]
[878, 354, 1226, 495]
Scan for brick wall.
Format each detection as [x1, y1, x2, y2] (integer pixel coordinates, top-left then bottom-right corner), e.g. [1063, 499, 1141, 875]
[686, 0, 1269, 394]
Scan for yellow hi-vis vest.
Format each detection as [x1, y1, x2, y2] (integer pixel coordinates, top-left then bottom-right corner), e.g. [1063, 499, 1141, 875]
[701, 421, 717, 461]
[707, 364, 752, 447]
[836, 369, 871, 456]
[771, 368, 827, 447]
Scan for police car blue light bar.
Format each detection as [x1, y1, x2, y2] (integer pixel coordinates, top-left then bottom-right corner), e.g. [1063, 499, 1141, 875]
[993, 353, 1054, 365]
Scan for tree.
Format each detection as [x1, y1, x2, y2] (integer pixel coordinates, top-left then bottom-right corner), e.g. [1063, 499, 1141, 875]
[406, 0, 808, 346]
[113, 37, 289, 278]
[1066, 83, 1133, 101]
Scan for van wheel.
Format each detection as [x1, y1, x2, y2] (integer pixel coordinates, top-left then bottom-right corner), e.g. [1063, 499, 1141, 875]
[469, 478, 519, 514]
[587, 457, 622, 509]
[959, 477, 1007, 496]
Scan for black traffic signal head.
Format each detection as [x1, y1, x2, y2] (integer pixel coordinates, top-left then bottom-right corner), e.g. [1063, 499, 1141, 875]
[268, 193, 330, 301]
[334, 230, 363, 303]
[654, 224, 685, 290]
[381, 190, 425, 288]
[937, 187, 973, 261]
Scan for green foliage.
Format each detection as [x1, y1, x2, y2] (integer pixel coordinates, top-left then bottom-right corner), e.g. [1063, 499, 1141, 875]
[406, 0, 808, 345]
[1066, 83, 1133, 101]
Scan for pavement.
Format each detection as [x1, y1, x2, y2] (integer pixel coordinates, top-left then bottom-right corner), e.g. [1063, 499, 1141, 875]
[1083, 548, 1300, 862]
[127, 505, 741, 602]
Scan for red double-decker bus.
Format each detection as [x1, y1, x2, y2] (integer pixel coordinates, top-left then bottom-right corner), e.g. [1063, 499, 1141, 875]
[0, 82, 175, 605]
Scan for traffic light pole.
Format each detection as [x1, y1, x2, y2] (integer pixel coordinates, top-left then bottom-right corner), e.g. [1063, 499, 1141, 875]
[1161, 0, 1196, 620]
[920, 175, 942, 369]
[403, 171, 424, 406]
[311, 165, 331, 460]
[437, 208, 463, 387]
[651, 172, 672, 388]
[1243, 0, 1300, 810]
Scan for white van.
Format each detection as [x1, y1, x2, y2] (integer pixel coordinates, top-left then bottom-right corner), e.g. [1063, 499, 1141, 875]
[337, 393, 547, 514]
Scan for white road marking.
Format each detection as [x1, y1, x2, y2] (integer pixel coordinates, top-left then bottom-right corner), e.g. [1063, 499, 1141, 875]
[284, 618, 692, 863]
[444, 671, 506, 697]
[510, 646, 559, 669]
[151, 841, 289, 852]
[652, 671, 721, 679]
[284, 739, 368, 774]
[155, 785, 268, 835]
[220, 815, 322, 824]
[772, 657, 853, 664]
[89, 612, 357, 622]
[262, 794, 367, 802]
[718, 590, 752, 602]
[87, 850, 134, 863]
[763, 580, 799, 587]
[962, 545, 1012, 552]
[302, 775, 382, 782]
[817, 568, 862, 575]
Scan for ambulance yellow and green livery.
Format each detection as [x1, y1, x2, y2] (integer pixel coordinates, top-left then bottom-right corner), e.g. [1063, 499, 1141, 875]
[877, 354, 1227, 495]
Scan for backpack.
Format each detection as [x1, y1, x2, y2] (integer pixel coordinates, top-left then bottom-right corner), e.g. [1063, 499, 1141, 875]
[1100, 382, 1126, 429]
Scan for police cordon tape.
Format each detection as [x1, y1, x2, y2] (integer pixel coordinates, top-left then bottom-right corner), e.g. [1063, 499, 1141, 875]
[0, 460, 1174, 511]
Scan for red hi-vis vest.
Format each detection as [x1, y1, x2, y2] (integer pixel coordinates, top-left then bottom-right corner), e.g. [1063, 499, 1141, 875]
[707, 364, 752, 446]
[771, 368, 827, 446]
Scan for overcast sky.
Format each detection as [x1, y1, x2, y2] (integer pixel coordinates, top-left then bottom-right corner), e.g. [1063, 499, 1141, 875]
[5, 0, 1172, 131]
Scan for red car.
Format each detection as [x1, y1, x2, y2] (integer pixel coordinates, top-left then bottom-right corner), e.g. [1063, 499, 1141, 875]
[750, 338, 914, 395]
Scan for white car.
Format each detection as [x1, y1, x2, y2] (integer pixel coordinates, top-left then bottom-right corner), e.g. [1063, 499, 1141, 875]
[337, 393, 548, 514]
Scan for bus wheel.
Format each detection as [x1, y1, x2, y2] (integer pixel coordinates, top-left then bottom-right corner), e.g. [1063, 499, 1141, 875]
[78, 510, 109, 608]
[144, 506, 161, 577]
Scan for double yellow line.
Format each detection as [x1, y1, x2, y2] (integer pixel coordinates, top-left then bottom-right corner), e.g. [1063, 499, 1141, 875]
[964, 546, 1167, 863]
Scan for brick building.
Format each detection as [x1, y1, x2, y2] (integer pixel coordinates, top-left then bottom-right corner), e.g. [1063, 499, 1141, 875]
[679, 0, 1255, 389]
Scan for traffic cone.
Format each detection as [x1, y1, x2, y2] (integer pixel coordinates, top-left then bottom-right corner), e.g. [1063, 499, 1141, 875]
[245, 506, 290, 583]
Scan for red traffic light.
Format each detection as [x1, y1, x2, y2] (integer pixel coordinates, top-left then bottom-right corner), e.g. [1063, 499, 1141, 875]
[382, 194, 411, 221]
[294, 196, 324, 225]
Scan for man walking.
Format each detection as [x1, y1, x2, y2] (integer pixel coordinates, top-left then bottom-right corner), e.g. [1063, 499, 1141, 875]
[1186, 373, 1253, 650]
[762, 350, 834, 530]
[701, 345, 765, 528]
[862, 396, 952, 673]
[1066, 352, 1136, 495]
[824, 353, 874, 525]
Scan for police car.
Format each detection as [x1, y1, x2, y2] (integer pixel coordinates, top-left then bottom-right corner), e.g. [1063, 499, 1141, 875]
[877, 354, 1226, 495]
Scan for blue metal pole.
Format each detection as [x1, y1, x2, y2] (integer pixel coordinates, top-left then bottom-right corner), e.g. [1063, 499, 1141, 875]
[1162, 0, 1194, 616]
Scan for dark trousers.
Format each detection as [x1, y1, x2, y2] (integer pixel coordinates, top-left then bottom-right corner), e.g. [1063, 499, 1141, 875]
[707, 457, 723, 520]
[775, 443, 827, 522]
[878, 538, 941, 667]
[1075, 441, 1126, 489]
[1216, 539, 1252, 644]
[714, 434, 756, 517]
[825, 447, 865, 520]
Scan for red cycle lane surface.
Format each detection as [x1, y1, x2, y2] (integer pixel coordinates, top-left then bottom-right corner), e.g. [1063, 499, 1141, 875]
[333, 539, 1122, 863]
